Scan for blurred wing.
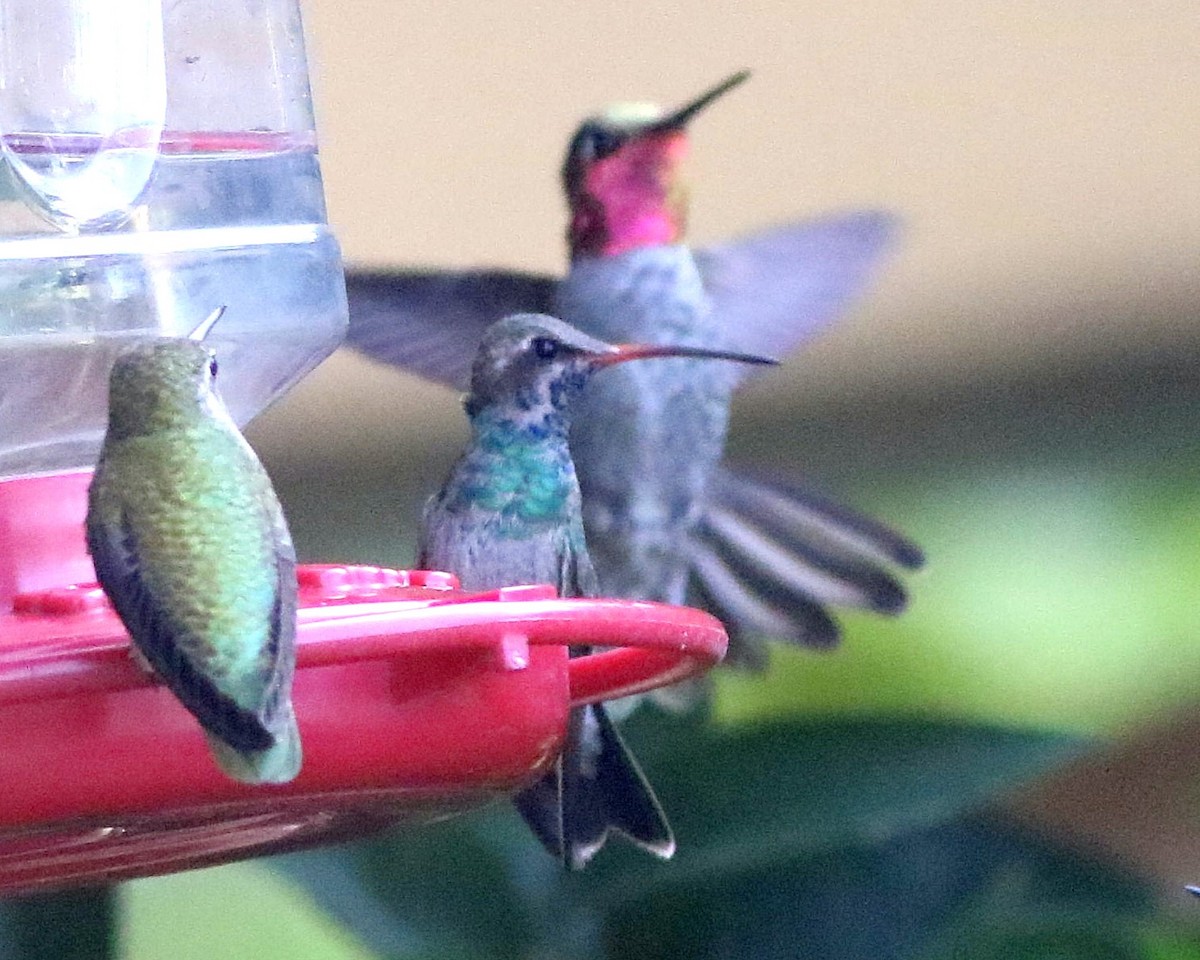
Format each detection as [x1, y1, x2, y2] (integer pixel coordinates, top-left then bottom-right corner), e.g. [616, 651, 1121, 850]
[344, 268, 559, 391]
[688, 464, 924, 664]
[695, 210, 899, 386]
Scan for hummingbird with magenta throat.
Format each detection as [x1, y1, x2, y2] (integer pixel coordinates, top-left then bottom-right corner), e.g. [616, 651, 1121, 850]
[349, 72, 923, 667]
[418, 312, 776, 868]
[87, 307, 302, 785]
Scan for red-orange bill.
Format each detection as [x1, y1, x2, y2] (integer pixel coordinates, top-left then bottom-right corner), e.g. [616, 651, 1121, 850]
[597, 342, 778, 367]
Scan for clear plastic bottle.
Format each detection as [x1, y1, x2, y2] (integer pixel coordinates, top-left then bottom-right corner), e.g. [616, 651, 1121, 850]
[0, 0, 347, 477]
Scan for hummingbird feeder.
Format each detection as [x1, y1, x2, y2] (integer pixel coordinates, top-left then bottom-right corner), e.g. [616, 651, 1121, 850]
[0, 0, 727, 895]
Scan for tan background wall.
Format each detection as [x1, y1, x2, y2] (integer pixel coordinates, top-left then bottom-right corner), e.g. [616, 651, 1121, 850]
[250, 0, 1199, 465]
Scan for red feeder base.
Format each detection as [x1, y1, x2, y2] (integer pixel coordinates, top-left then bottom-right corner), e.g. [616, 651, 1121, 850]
[0, 472, 726, 894]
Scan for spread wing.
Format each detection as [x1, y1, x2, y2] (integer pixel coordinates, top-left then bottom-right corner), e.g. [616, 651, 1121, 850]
[695, 210, 899, 387]
[689, 464, 924, 665]
[344, 268, 559, 391]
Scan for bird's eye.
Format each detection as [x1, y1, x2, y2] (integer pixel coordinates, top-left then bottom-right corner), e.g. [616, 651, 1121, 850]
[570, 123, 623, 164]
[532, 337, 559, 360]
[585, 126, 623, 160]
[208, 357, 219, 378]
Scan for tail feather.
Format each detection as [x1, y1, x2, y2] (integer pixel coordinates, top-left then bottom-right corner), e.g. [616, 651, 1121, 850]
[204, 704, 302, 785]
[511, 767, 563, 860]
[688, 466, 923, 659]
[513, 703, 674, 870]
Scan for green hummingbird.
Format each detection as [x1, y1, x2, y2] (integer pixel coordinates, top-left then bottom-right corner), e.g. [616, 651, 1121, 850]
[86, 307, 302, 785]
[418, 312, 775, 868]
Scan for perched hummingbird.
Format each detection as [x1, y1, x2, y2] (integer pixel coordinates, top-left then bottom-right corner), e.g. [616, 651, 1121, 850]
[347, 72, 923, 667]
[86, 307, 302, 785]
[418, 313, 775, 867]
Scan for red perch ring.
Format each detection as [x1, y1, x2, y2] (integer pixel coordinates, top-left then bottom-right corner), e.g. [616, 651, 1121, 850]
[0, 472, 727, 894]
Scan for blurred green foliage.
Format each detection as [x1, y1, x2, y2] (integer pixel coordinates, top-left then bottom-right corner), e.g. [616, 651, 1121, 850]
[269, 715, 1096, 960]
[122, 866, 374, 960]
[717, 467, 1200, 735]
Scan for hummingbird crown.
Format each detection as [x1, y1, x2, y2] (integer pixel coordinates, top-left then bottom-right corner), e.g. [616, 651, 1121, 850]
[465, 314, 615, 425]
[106, 339, 219, 440]
[562, 72, 749, 260]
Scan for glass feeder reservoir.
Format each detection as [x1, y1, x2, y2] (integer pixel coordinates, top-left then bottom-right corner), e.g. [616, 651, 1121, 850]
[0, 0, 347, 477]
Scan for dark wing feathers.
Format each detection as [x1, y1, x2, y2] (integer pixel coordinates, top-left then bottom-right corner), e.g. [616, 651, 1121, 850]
[687, 465, 923, 663]
[344, 268, 558, 390]
[705, 466, 924, 573]
[689, 528, 843, 653]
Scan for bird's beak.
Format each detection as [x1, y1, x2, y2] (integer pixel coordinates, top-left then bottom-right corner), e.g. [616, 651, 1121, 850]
[187, 305, 227, 342]
[594, 341, 778, 368]
[645, 70, 751, 135]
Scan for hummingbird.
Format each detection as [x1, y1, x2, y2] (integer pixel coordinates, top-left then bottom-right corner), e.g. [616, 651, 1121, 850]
[347, 72, 923, 667]
[418, 313, 775, 867]
[86, 307, 302, 785]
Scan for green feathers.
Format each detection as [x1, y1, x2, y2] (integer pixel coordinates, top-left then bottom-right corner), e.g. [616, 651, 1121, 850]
[87, 337, 300, 785]
[451, 415, 576, 526]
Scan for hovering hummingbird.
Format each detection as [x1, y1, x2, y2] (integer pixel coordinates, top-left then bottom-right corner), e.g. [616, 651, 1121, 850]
[347, 72, 923, 666]
[418, 313, 775, 867]
[86, 307, 302, 785]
